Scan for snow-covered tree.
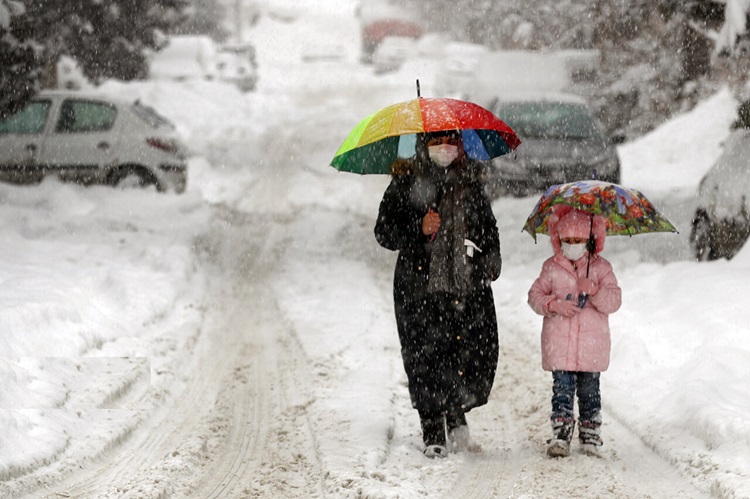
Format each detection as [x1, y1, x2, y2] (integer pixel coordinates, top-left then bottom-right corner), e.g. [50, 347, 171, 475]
[710, 0, 750, 54]
[0, 0, 40, 119]
[1, 0, 186, 118]
[171, 0, 228, 42]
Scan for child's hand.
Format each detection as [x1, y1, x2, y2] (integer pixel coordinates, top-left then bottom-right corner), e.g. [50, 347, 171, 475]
[549, 298, 580, 317]
[578, 278, 598, 296]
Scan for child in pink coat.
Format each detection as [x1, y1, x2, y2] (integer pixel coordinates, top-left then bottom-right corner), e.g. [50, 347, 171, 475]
[528, 206, 622, 457]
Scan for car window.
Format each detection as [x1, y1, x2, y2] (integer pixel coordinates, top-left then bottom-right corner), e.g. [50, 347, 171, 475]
[131, 102, 174, 129]
[495, 102, 601, 140]
[0, 100, 51, 134]
[55, 99, 116, 133]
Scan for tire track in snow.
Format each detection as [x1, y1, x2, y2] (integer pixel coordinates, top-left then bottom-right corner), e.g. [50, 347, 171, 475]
[189, 211, 324, 499]
[23, 216, 268, 499]
[16, 209, 324, 499]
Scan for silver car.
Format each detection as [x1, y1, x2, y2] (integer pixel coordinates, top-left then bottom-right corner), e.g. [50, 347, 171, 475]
[690, 127, 750, 260]
[0, 90, 187, 193]
[486, 93, 622, 197]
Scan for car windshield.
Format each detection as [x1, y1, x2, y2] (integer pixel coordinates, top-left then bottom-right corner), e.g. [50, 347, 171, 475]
[131, 102, 174, 129]
[494, 101, 601, 140]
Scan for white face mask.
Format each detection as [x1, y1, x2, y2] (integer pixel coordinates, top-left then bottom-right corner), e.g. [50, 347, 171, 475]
[561, 242, 588, 261]
[428, 144, 459, 167]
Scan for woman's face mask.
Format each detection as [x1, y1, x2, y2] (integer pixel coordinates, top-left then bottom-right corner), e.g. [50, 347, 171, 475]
[428, 144, 459, 167]
[561, 242, 588, 261]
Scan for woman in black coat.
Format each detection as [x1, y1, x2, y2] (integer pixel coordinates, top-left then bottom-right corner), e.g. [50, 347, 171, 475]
[374, 130, 502, 458]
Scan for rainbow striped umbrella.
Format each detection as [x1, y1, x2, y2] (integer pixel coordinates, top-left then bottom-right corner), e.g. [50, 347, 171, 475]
[330, 97, 521, 174]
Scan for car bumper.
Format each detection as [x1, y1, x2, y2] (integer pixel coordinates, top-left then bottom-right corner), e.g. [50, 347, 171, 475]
[708, 215, 750, 256]
[158, 165, 187, 193]
[0, 165, 45, 184]
[490, 160, 620, 194]
[0, 164, 108, 185]
[220, 76, 257, 92]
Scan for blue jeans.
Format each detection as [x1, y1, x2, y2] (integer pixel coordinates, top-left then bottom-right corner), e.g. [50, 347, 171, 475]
[551, 371, 601, 423]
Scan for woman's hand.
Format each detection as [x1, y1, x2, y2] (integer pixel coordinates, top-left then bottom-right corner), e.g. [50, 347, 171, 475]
[422, 210, 441, 236]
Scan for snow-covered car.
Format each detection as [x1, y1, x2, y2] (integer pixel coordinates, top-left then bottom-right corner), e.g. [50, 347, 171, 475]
[300, 42, 348, 63]
[690, 127, 750, 260]
[216, 42, 259, 92]
[149, 35, 218, 82]
[0, 90, 187, 193]
[372, 36, 416, 73]
[486, 92, 622, 197]
[214, 51, 257, 92]
[433, 41, 489, 99]
[357, 0, 422, 63]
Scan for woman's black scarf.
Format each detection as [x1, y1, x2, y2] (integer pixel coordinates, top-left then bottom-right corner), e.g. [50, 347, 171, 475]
[427, 168, 475, 296]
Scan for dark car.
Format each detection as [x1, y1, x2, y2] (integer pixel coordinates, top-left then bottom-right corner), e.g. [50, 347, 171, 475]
[486, 93, 623, 197]
[690, 126, 750, 261]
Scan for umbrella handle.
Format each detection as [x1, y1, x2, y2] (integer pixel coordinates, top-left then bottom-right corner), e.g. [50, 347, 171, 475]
[577, 293, 588, 309]
[567, 293, 589, 309]
[586, 213, 595, 277]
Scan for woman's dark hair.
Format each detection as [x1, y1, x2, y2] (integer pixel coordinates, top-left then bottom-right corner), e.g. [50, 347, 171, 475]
[425, 129, 461, 142]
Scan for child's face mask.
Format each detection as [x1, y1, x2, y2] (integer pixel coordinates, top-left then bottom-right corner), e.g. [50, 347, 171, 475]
[561, 242, 588, 261]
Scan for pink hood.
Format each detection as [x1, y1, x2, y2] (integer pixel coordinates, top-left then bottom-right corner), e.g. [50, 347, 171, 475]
[548, 205, 607, 255]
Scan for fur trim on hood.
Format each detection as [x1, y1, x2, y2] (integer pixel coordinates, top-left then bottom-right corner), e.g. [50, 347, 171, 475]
[547, 205, 607, 255]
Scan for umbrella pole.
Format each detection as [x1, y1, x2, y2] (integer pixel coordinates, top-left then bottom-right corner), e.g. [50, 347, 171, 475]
[576, 213, 595, 309]
[416, 79, 421, 97]
[586, 213, 594, 277]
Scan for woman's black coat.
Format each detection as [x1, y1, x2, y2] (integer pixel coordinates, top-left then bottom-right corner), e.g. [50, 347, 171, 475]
[374, 164, 502, 418]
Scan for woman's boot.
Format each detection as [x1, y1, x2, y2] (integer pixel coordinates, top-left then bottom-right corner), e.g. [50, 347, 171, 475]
[421, 414, 448, 458]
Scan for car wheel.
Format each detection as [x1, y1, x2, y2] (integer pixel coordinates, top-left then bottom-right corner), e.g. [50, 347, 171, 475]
[690, 211, 715, 261]
[111, 167, 159, 191]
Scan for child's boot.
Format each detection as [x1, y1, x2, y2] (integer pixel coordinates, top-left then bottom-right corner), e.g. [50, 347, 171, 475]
[579, 419, 603, 457]
[546, 417, 574, 457]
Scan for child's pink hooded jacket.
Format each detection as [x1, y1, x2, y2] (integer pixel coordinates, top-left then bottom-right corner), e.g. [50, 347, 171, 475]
[528, 206, 622, 372]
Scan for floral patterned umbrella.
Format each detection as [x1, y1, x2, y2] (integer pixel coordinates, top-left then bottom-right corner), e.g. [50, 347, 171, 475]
[523, 180, 678, 240]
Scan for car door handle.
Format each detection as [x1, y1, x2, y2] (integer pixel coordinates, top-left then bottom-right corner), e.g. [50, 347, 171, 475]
[97, 141, 110, 150]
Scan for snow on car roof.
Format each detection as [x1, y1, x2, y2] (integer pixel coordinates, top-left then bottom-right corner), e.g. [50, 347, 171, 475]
[35, 89, 138, 106]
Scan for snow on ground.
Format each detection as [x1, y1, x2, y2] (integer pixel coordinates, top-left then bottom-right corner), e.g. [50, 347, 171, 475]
[1, 0, 750, 497]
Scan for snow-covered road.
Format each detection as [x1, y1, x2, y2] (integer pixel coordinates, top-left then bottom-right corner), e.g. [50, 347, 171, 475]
[20, 77, 707, 498]
[19, 195, 708, 498]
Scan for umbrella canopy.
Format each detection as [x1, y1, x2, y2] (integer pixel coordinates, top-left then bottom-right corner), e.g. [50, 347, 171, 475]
[330, 97, 521, 174]
[523, 180, 678, 240]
